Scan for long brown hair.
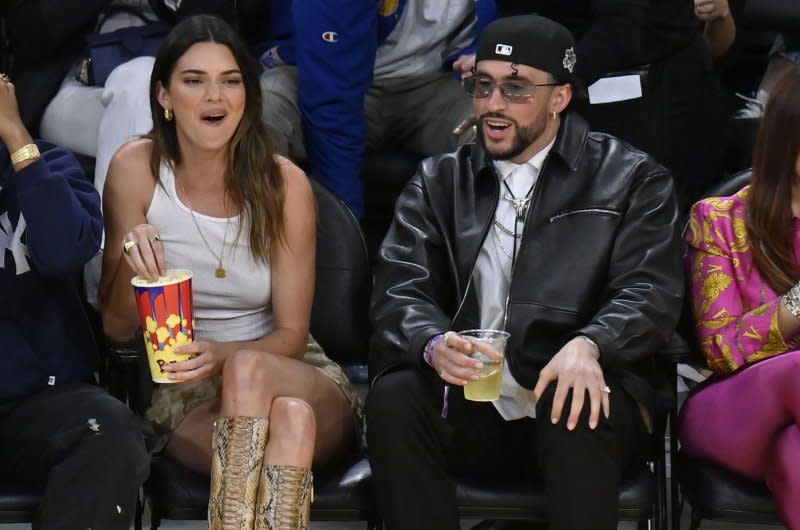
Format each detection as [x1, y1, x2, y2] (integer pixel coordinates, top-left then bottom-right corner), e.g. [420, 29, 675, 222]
[747, 65, 800, 292]
[146, 15, 284, 263]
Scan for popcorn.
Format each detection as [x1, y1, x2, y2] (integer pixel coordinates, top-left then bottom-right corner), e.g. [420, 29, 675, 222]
[131, 269, 195, 383]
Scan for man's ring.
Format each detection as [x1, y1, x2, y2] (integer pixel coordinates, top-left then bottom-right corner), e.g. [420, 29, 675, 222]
[150, 235, 161, 244]
[440, 369, 446, 379]
[443, 331, 455, 347]
[0, 73, 9, 83]
[602, 385, 611, 394]
[123, 240, 138, 254]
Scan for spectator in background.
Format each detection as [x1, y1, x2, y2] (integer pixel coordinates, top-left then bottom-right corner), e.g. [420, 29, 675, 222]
[0, 71, 150, 529]
[258, 0, 498, 217]
[679, 66, 800, 529]
[457, 0, 741, 211]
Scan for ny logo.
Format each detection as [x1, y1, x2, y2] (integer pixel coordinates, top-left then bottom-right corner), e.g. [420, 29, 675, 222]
[0, 212, 30, 275]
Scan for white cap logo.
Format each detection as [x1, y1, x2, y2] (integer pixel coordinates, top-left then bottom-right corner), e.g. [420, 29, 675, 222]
[495, 44, 513, 56]
[562, 47, 577, 74]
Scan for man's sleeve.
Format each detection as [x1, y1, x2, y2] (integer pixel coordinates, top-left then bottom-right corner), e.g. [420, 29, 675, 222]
[574, 165, 684, 367]
[14, 142, 103, 276]
[369, 172, 455, 382]
[294, 0, 379, 217]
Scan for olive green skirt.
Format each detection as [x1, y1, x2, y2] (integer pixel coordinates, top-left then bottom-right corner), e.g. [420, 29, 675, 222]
[145, 337, 364, 450]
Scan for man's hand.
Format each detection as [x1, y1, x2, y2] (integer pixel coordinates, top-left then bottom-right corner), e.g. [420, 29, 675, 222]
[533, 337, 610, 430]
[694, 0, 730, 21]
[429, 331, 502, 386]
[453, 53, 476, 78]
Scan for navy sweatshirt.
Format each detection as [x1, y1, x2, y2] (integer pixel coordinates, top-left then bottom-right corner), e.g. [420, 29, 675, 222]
[0, 141, 103, 400]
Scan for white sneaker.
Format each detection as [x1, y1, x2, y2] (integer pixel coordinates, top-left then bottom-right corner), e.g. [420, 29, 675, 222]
[734, 90, 768, 119]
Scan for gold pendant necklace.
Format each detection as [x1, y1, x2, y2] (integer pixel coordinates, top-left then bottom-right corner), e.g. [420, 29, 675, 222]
[177, 176, 232, 279]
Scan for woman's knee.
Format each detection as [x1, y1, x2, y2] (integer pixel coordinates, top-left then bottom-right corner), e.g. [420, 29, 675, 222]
[222, 350, 277, 400]
[269, 397, 316, 444]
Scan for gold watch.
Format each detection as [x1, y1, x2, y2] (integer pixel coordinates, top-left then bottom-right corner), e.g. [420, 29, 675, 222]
[10, 144, 41, 165]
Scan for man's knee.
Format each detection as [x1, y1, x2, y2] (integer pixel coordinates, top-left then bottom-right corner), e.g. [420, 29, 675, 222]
[534, 382, 595, 433]
[366, 369, 430, 430]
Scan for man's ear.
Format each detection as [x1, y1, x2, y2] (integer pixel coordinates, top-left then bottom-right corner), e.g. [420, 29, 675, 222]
[551, 84, 573, 114]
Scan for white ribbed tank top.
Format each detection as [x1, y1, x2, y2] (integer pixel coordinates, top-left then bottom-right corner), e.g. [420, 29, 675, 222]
[146, 163, 273, 342]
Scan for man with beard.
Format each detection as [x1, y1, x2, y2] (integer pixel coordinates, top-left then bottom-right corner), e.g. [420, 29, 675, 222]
[366, 15, 683, 530]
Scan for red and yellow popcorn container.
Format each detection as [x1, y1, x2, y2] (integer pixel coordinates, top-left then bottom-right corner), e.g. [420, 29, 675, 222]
[131, 269, 195, 383]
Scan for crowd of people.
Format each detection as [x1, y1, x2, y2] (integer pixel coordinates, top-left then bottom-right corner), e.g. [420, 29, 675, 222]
[1, 1, 800, 529]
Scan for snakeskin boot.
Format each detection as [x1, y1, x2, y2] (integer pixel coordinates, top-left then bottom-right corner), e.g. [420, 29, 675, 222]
[255, 464, 313, 530]
[208, 416, 270, 530]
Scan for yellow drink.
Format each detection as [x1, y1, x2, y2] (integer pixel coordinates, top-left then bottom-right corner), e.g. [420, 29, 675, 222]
[463, 361, 503, 401]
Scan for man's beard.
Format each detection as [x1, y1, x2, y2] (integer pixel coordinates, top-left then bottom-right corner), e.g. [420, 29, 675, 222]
[477, 112, 547, 161]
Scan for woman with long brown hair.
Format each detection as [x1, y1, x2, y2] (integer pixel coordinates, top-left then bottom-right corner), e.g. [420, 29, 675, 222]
[679, 65, 800, 529]
[99, 15, 361, 529]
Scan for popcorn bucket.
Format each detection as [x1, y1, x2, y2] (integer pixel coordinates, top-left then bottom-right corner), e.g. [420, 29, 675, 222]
[131, 269, 195, 383]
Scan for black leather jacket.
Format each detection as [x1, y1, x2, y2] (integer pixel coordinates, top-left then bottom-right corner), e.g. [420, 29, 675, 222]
[369, 112, 683, 416]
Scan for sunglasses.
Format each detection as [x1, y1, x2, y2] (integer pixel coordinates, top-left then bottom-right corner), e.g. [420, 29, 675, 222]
[463, 75, 561, 103]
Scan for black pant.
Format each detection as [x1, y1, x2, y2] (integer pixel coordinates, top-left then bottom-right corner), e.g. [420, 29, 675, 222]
[366, 369, 648, 530]
[0, 382, 151, 530]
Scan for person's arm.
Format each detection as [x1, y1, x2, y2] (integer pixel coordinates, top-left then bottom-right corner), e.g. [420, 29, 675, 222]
[294, 0, 379, 217]
[573, 165, 684, 367]
[0, 80, 102, 275]
[695, 0, 736, 57]
[686, 199, 797, 375]
[99, 140, 159, 341]
[534, 164, 682, 430]
[369, 168, 458, 382]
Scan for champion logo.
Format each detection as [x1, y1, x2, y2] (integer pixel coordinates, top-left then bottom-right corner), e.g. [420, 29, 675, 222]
[495, 44, 513, 56]
[322, 31, 339, 43]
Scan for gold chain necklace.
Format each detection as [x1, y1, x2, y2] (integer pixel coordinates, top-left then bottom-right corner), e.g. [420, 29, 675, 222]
[177, 176, 232, 279]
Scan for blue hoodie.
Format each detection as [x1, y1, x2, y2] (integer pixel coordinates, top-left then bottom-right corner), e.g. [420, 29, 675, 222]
[0, 141, 103, 400]
[259, 0, 499, 217]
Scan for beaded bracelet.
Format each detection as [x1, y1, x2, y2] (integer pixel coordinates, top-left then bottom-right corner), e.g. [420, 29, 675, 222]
[423, 334, 444, 366]
[782, 282, 800, 320]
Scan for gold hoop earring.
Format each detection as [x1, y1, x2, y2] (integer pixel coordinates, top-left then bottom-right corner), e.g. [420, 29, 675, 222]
[164, 108, 173, 121]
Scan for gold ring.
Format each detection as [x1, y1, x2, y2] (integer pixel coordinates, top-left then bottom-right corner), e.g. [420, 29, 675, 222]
[443, 331, 454, 347]
[123, 240, 138, 254]
[440, 369, 446, 378]
[602, 385, 611, 394]
[0, 73, 9, 83]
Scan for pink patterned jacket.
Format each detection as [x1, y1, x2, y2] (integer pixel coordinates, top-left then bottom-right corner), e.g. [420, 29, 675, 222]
[686, 186, 800, 375]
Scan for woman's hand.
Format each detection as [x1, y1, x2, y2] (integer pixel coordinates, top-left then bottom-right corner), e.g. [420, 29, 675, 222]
[162, 340, 230, 383]
[121, 224, 166, 280]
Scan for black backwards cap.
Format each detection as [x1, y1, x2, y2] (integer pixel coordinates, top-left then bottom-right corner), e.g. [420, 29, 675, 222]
[476, 15, 577, 84]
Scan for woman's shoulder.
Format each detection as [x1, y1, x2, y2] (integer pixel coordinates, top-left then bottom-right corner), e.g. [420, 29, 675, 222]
[274, 155, 312, 198]
[110, 138, 153, 169]
[687, 186, 750, 253]
[691, 186, 749, 220]
[105, 138, 156, 199]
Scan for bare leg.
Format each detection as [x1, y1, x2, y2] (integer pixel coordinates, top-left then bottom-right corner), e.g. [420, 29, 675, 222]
[165, 349, 355, 474]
